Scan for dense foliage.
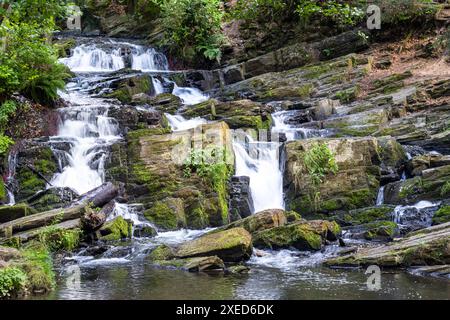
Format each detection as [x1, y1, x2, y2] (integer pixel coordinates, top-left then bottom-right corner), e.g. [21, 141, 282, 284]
[0, 0, 71, 155]
[152, 0, 224, 63]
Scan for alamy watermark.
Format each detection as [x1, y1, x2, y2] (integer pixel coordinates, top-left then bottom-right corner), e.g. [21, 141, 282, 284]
[366, 265, 381, 291]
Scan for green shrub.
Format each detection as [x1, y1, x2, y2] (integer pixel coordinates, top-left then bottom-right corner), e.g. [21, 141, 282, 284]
[154, 0, 224, 63]
[0, 134, 14, 156]
[304, 142, 339, 186]
[38, 226, 82, 252]
[0, 267, 28, 298]
[19, 242, 55, 293]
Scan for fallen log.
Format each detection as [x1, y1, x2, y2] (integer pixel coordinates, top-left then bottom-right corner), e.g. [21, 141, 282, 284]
[78, 182, 119, 208]
[0, 205, 85, 238]
[1, 219, 81, 244]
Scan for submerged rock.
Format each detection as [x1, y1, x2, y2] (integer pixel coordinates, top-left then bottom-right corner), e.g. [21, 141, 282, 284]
[175, 227, 253, 262]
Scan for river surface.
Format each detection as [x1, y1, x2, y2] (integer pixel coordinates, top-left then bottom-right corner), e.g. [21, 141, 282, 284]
[32, 38, 450, 300]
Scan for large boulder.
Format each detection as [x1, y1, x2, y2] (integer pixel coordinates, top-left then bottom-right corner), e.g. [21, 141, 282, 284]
[219, 209, 288, 235]
[284, 137, 383, 215]
[107, 122, 235, 230]
[175, 227, 253, 262]
[104, 75, 153, 104]
[253, 220, 341, 251]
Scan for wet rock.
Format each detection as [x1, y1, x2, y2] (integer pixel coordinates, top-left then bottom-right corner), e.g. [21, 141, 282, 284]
[97, 216, 132, 241]
[394, 202, 439, 233]
[26, 187, 79, 212]
[330, 205, 395, 227]
[133, 224, 157, 238]
[406, 153, 450, 177]
[325, 222, 450, 268]
[175, 227, 253, 262]
[143, 93, 182, 114]
[228, 176, 254, 220]
[409, 265, 450, 280]
[15, 141, 59, 201]
[345, 221, 398, 242]
[384, 165, 450, 205]
[108, 106, 163, 133]
[104, 74, 153, 104]
[180, 99, 273, 130]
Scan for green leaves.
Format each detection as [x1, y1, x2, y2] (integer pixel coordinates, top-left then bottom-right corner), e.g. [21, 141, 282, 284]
[303, 142, 338, 187]
[0, 267, 28, 298]
[155, 0, 224, 63]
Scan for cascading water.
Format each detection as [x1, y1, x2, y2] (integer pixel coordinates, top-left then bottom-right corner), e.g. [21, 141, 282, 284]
[376, 186, 385, 206]
[5, 151, 18, 205]
[165, 114, 207, 132]
[393, 200, 440, 233]
[50, 89, 121, 195]
[60, 44, 125, 72]
[233, 141, 284, 212]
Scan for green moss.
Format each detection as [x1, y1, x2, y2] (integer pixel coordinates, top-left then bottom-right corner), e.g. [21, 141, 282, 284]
[254, 223, 322, 251]
[99, 216, 131, 241]
[147, 244, 175, 261]
[18, 242, 55, 293]
[432, 205, 450, 225]
[348, 189, 375, 209]
[363, 221, 397, 240]
[226, 115, 268, 130]
[335, 86, 360, 104]
[144, 201, 179, 230]
[37, 227, 82, 252]
[0, 180, 6, 201]
[399, 177, 423, 199]
[345, 206, 394, 225]
[127, 127, 171, 140]
[441, 181, 450, 197]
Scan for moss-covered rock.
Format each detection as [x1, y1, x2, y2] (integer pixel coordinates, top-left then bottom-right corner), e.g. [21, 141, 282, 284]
[124, 122, 234, 230]
[98, 216, 132, 241]
[362, 221, 398, 241]
[175, 227, 253, 262]
[105, 75, 152, 104]
[432, 205, 450, 225]
[143, 198, 186, 231]
[218, 209, 288, 235]
[179, 99, 272, 130]
[15, 143, 58, 202]
[147, 244, 176, 261]
[325, 222, 450, 268]
[253, 222, 323, 251]
[330, 205, 395, 226]
[285, 138, 382, 215]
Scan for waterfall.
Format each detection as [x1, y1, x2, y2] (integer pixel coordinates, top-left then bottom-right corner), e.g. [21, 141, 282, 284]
[376, 186, 385, 206]
[60, 42, 168, 73]
[272, 111, 329, 141]
[233, 140, 284, 213]
[151, 77, 165, 95]
[131, 47, 169, 71]
[393, 200, 440, 233]
[165, 114, 207, 132]
[5, 151, 17, 206]
[60, 44, 125, 72]
[172, 84, 209, 105]
[50, 89, 120, 195]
